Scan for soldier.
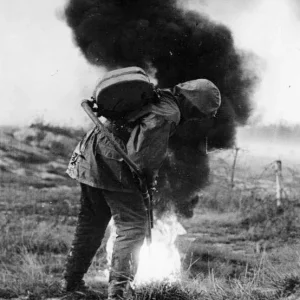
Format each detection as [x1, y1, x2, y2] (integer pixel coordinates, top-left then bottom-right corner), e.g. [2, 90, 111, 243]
[61, 71, 221, 299]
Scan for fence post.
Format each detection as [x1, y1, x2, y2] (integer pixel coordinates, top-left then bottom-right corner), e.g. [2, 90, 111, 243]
[275, 160, 283, 207]
[230, 147, 240, 189]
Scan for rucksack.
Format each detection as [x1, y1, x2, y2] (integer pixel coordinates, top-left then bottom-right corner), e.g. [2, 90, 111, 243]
[93, 66, 155, 119]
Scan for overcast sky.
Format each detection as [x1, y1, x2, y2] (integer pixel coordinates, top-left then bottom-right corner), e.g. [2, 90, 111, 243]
[1, 0, 300, 126]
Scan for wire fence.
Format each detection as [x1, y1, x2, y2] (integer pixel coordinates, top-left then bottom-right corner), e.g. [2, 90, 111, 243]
[204, 146, 300, 212]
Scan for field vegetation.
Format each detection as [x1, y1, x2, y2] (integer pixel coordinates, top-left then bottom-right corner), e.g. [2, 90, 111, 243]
[1, 123, 300, 299]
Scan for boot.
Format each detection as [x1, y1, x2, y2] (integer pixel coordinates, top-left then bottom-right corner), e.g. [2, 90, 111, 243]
[108, 280, 134, 300]
[59, 278, 102, 299]
[60, 246, 100, 298]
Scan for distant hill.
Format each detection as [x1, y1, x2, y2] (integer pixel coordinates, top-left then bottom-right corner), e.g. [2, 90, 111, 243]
[0, 123, 85, 189]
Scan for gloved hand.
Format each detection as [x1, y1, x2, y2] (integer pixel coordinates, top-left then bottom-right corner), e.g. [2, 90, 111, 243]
[144, 171, 158, 199]
[132, 171, 158, 196]
[148, 178, 157, 195]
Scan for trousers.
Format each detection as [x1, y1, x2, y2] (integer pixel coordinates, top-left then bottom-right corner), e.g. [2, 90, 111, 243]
[64, 183, 147, 298]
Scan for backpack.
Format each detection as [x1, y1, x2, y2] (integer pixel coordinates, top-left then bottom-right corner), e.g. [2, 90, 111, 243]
[93, 67, 155, 119]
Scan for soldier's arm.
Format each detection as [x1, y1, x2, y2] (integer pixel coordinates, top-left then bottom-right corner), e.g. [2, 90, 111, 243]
[126, 113, 174, 187]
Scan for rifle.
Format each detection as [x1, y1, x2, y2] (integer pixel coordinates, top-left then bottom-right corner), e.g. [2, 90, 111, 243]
[81, 100, 153, 245]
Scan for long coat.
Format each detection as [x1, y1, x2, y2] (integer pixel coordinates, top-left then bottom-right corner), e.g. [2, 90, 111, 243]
[66, 90, 181, 192]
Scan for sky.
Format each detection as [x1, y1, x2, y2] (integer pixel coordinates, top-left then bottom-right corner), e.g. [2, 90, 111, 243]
[1, 0, 300, 126]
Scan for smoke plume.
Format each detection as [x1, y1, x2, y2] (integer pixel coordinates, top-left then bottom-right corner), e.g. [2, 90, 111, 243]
[65, 0, 258, 217]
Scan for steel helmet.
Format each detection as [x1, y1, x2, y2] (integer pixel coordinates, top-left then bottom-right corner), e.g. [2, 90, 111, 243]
[174, 79, 221, 119]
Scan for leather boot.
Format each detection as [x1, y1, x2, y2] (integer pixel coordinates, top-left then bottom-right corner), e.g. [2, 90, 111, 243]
[59, 278, 102, 299]
[107, 280, 134, 300]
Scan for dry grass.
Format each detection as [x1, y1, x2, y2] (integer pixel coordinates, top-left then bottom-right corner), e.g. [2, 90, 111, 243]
[1, 126, 300, 299]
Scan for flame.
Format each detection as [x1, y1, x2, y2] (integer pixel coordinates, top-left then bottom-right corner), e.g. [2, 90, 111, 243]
[135, 213, 186, 284]
[103, 212, 186, 284]
[103, 219, 117, 280]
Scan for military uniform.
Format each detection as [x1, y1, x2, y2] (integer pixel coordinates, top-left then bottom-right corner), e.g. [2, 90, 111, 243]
[65, 91, 180, 299]
[63, 79, 221, 299]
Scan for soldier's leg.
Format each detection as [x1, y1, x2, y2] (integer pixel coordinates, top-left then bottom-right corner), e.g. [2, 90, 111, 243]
[63, 183, 112, 290]
[103, 190, 147, 299]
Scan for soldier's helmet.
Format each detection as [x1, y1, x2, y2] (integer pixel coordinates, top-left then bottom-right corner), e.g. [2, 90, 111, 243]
[174, 79, 221, 119]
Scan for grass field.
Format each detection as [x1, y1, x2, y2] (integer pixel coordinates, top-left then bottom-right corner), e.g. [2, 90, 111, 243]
[1, 125, 300, 299]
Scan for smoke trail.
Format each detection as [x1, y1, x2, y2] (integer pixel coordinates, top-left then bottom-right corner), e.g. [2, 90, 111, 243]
[65, 0, 258, 217]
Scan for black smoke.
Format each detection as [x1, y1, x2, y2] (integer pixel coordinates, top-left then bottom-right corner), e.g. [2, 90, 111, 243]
[64, 0, 258, 217]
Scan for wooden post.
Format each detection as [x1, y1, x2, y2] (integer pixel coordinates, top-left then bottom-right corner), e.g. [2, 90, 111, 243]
[230, 147, 240, 189]
[275, 160, 283, 207]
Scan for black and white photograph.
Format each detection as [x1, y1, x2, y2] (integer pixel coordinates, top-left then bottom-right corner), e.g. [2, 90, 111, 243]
[1, 0, 300, 299]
